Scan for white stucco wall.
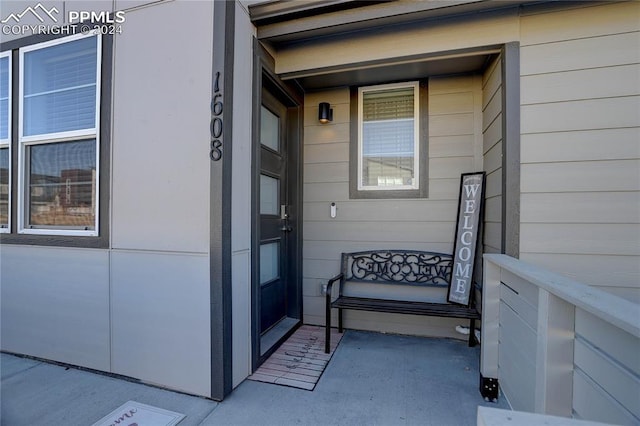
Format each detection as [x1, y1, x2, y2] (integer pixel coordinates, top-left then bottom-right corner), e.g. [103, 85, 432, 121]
[1, 246, 110, 371]
[109, 0, 213, 396]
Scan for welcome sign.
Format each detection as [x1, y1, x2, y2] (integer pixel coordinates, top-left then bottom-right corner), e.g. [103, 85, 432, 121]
[448, 172, 485, 306]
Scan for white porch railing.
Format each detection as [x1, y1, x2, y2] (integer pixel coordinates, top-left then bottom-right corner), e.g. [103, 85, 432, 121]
[480, 254, 640, 425]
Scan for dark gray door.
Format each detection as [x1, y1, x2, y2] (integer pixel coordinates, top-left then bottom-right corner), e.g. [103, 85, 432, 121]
[259, 88, 292, 334]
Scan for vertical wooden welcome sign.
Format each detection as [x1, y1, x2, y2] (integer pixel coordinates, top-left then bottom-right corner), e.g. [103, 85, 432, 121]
[448, 172, 486, 306]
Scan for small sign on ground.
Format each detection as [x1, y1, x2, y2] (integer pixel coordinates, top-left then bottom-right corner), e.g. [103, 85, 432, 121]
[91, 401, 185, 426]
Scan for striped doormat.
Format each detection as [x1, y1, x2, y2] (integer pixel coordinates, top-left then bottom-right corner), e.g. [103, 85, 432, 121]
[248, 325, 344, 390]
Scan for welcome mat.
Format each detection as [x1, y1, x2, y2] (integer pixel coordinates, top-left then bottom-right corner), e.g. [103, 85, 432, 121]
[248, 325, 344, 390]
[91, 401, 185, 426]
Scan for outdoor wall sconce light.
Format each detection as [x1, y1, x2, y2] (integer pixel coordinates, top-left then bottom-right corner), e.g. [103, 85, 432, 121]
[318, 102, 333, 123]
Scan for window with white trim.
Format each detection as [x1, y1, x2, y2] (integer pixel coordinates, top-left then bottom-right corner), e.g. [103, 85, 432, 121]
[0, 51, 10, 232]
[350, 80, 427, 199]
[358, 82, 419, 191]
[18, 34, 101, 236]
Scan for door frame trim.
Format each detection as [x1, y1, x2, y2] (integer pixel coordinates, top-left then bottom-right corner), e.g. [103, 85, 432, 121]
[251, 38, 304, 370]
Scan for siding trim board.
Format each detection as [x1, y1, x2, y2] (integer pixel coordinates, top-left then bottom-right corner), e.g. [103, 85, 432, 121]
[482, 53, 503, 263]
[250, 38, 264, 375]
[249, 0, 377, 26]
[501, 42, 520, 258]
[0, 27, 91, 51]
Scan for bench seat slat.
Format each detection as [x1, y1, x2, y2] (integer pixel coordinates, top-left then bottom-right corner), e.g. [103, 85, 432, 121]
[331, 296, 480, 319]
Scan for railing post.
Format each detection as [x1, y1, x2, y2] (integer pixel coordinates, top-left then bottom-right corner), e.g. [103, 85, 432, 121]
[480, 256, 500, 401]
[535, 289, 575, 416]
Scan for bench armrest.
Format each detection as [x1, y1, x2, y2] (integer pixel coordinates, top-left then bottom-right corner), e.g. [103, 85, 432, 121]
[325, 272, 344, 353]
[326, 273, 344, 303]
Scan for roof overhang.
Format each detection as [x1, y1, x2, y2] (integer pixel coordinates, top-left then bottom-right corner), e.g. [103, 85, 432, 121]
[249, 0, 530, 46]
[248, 1, 581, 91]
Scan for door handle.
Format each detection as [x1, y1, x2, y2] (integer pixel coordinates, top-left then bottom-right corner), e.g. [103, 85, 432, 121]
[280, 204, 292, 232]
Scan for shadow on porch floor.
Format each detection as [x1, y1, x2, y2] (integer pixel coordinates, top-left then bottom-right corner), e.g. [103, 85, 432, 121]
[1, 330, 509, 425]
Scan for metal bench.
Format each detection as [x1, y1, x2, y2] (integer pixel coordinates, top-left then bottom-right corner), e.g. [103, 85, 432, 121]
[324, 250, 480, 353]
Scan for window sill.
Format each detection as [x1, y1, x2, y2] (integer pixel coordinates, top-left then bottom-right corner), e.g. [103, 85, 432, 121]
[349, 188, 428, 199]
[19, 228, 98, 237]
[0, 232, 107, 248]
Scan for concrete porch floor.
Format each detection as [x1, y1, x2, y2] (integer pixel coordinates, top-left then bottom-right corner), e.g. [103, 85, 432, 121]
[1, 330, 509, 425]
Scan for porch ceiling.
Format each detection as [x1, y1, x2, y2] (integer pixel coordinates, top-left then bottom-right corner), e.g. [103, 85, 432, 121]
[282, 50, 498, 91]
[250, 1, 514, 90]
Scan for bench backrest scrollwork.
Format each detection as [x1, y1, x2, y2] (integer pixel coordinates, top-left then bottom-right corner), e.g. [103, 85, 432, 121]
[342, 250, 452, 287]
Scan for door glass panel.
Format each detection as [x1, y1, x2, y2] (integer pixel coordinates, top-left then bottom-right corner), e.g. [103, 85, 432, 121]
[260, 106, 279, 152]
[260, 241, 279, 284]
[260, 174, 279, 215]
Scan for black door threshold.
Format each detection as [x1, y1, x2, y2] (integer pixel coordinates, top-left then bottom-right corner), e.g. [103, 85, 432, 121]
[260, 317, 299, 358]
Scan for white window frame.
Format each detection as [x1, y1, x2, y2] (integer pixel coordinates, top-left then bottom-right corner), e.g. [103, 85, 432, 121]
[0, 51, 11, 233]
[357, 81, 420, 191]
[17, 33, 101, 236]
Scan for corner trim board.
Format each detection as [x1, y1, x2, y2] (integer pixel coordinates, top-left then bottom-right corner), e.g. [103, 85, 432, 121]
[501, 42, 520, 258]
[210, 0, 235, 401]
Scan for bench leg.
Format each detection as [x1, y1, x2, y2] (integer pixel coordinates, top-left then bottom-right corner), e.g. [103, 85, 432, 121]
[338, 308, 343, 333]
[325, 301, 331, 354]
[468, 318, 476, 347]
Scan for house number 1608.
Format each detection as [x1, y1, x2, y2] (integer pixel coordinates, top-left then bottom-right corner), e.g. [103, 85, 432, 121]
[210, 72, 223, 161]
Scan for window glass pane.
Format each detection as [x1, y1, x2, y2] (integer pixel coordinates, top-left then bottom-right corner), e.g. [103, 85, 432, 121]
[361, 86, 416, 188]
[27, 139, 96, 229]
[23, 36, 97, 136]
[260, 106, 279, 152]
[0, 56, 8, 140]
[260, 241, 279, 284]
[0, 147, 8, 227]
[260, 174, 279, 215]
[0, 99, 7, 141]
